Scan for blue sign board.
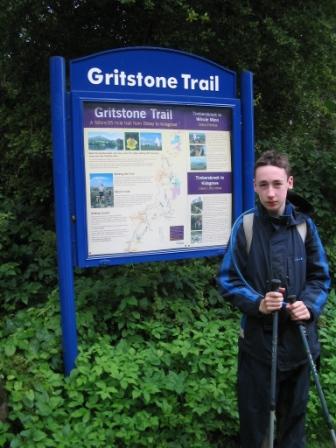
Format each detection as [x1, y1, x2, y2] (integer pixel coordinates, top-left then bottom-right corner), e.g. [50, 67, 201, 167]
[50, 47, 254, 374]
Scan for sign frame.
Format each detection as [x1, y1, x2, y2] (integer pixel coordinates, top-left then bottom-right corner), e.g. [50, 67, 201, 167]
[71, 94, 242, 267]
[50, 47, 254, 374]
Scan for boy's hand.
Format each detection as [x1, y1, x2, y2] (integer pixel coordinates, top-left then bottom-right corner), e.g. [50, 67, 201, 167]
[286, 301, 311, 321]
[259, 287, 285, 314]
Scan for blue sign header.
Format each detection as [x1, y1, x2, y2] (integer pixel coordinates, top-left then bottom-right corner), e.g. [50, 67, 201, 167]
[70, 47, 236, 98]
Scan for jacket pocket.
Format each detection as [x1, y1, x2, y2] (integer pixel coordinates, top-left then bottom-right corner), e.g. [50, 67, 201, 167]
[286, 255, 306, 294]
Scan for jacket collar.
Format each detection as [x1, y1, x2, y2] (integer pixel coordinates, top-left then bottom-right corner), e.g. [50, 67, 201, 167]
[255, 201, 306, 227]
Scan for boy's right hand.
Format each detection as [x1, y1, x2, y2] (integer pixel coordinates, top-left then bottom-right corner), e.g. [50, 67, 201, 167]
[259, 289, 284, 314]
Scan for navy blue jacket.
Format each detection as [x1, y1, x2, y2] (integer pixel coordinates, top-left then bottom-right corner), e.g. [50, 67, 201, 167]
[218, 202, 331, 370]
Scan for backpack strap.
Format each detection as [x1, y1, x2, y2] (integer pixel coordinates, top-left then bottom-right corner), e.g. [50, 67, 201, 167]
[242, 212, 254, 254]
[242, 212, 307, 254]
[296, 221, 307, 244]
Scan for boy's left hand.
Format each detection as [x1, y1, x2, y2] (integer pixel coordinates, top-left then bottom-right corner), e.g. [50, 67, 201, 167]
[286, 301, 311, 321]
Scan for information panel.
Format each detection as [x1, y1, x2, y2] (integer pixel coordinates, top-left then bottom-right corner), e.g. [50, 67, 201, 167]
[82, 102, 232, 258]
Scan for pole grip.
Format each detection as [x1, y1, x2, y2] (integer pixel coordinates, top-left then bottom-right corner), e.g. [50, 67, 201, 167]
[270, 279, 281, 292]
[287, 294, 297, 304]
[287, 295, 305, 326]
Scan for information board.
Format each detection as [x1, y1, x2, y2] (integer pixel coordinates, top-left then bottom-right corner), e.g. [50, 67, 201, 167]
[50, 47, 254, 373]
[82, 102, 232, 259]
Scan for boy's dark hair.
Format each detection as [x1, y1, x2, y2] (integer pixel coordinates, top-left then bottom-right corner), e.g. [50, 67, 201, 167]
[255, 150, 291, 177]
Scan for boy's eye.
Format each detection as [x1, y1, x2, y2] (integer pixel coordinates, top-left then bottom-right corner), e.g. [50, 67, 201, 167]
[258, 181, 283, 188]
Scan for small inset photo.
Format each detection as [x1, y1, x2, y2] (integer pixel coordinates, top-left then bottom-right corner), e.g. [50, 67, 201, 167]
[88, 131, 124, 151]
[90, 173, 114, 208]
[191, 197, 203, 215]
[190, 154, 207, 171]
[191, 214, 202, 231]
[125, 132, 140, 151]
[191, 230, 202, 244]
[190, 144, 206, 157]
[140, 132, 162, 151]
[189, 133, 206, 145]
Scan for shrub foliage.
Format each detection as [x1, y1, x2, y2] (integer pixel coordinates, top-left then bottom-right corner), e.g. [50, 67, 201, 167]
[1, 264, 335, 447]
[0, 261, 241, 447]
[0, 1, 336, 446]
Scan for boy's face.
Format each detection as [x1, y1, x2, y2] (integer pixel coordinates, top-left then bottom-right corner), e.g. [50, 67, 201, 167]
[254, 165, 293, 216]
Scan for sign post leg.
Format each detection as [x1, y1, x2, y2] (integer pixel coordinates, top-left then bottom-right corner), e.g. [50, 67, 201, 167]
[241, 71, 255, 211]
[50, 56, 78, 375]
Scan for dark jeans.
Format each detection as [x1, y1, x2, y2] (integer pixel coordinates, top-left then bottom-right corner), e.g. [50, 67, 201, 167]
[237, 350, 310, 448]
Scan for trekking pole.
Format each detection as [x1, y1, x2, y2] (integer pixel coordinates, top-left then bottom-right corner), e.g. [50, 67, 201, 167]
[287, 295, 336, 447]
[269, 278, 282, 448]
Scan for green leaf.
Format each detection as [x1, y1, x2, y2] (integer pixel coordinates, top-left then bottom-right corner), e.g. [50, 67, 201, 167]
[4, 344, 16, 357]
[33, 430, 47, 442]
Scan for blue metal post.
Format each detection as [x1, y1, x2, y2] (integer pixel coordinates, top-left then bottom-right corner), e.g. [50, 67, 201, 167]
[241, 71, 255, 211]
[232, 104, 243, 220]
[50, 56, 78, 375]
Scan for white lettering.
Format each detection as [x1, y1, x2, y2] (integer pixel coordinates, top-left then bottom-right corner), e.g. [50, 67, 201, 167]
[198, 79, 209, 90]
[87, 68, 219, 91]
[167, 77, 178, 88]
[105, 72, 114, 85]
[94, 107, 147, 119]
[144, 75, 155, 87]
[87, 67, 104, 84]
[150, 108, 173, 120]
[180, 73, 219, 91]
[181, 73, 191, 89]
[127, 74, 136, 86]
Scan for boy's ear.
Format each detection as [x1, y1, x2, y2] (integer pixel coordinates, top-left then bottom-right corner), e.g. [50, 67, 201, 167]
[288, 175, 294, 189]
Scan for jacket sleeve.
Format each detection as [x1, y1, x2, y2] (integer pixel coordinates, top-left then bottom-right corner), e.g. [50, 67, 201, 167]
[217, 218, 263, 316]
[300, 218, 331, 319]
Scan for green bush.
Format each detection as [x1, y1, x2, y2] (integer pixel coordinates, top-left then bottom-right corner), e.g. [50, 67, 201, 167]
[0, 266, 335, 447]
[0, 276, 240, 447]
[307, 289, 336, 445]
[0, 196, 57, 312]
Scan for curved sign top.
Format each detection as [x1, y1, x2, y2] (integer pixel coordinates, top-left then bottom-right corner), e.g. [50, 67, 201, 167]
[70, 47, 237, 98]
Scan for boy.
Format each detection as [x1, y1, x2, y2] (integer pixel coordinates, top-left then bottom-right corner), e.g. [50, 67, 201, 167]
[218, 150, 330, 447]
